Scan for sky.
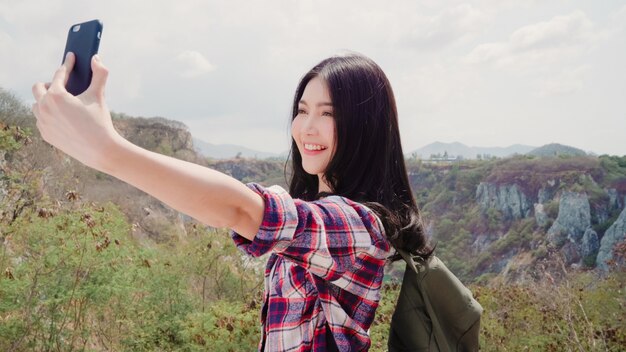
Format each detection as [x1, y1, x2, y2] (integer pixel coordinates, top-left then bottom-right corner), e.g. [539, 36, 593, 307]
[1, 0, 625, 156]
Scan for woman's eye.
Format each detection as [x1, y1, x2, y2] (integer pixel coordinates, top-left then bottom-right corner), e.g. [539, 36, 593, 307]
[297, 109, 307, 114]
[322, 111, 333, 117]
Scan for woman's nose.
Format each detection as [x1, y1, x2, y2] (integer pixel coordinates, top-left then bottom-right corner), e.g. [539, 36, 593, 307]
[301, 116, 317, 135]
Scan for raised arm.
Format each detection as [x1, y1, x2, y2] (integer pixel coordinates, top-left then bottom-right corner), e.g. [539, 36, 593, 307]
[31, 53, 263, 239]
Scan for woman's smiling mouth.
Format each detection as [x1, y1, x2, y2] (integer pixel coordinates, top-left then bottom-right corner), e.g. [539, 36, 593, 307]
[304, 143, 327, 151]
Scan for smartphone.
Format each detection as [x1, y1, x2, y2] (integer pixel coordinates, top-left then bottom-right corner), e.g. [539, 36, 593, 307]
[62, 19, 103, 95]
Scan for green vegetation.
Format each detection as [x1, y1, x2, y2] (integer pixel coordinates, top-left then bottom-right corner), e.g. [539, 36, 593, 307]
[1, 101, 265, 350]
[404, 155, 626, 280]
[599, 155, 626, 193]
[0, 197, 263, 351]
[2, 88, 626, 350]
[2, 211, 625, 352]
[475, 270, 626, 351]
[372, 268, 626, 352]
[0, 198, 263, 350]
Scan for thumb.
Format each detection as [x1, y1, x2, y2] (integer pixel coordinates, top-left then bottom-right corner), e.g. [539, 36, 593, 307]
[85, 55, 109, 100]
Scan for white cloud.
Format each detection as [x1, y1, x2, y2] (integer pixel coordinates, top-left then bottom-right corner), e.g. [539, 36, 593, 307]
[394, 3, 491, 50]
[175, 50, 215, 78]
[510, 10, 592, 51]
[465, 10, 595, 69]
[464, 42, 507, 64]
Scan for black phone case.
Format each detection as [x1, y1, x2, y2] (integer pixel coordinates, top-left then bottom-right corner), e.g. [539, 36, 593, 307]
[62, 20, 103, 95]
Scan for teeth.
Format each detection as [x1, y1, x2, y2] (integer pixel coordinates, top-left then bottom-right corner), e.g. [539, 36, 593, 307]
[304, 144, 326, 151]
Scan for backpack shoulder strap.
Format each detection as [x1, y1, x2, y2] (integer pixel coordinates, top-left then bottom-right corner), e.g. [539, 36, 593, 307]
[396, 249, 451, 352]
[397, 248, 421, 274]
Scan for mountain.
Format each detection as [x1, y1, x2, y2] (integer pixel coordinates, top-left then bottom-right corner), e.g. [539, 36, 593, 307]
[110, 113, 282, 160]
[528, 143, 588, 157]
[410, 141, 537, 159]
[192, 137, 281, 160]
[4, 90, 626, 352]
[404, 154, 626, 282]
[3, 87, 626, 285]
[113, 114, 201, 164]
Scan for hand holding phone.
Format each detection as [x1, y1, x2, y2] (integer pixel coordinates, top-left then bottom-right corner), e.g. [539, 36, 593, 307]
[32, 19, 114, 173]
[62, 19, 103, 95]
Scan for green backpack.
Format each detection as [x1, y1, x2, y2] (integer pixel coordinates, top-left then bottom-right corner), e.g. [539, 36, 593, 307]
[388, 249, 483, 352]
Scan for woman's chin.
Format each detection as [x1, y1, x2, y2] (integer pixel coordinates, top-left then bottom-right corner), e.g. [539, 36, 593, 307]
[303, 169, 322, 176]
[302, 166, 323, 177]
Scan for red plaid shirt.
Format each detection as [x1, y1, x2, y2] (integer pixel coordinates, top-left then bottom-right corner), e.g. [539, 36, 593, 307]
[231, 184, 391, 352]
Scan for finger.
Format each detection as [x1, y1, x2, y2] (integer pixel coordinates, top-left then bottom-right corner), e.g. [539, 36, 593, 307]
[50, 52, 76, 91]
[32, 82, 47, 101]
[84, 55, 109, 100]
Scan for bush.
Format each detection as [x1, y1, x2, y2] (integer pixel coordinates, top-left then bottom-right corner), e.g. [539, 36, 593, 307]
[0, 200, 263, 351]
[475, 271, 626, 351]
[369, 269, 626, 351]
[180, 301, 261, 351]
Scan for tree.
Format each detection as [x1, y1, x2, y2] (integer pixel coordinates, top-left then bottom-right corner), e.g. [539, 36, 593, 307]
[0, 87, 35, 130]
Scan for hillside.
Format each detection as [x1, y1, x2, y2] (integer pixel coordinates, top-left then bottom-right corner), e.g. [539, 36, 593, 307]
[405, 155, 626, 282]
[3, 87, 626, 280]
[1, 98, 283, 245]
[528, 143, 589, 157]
[210, 154, 626, 283]
[2, 88, 626, 350]
[411, 141, 537, 159]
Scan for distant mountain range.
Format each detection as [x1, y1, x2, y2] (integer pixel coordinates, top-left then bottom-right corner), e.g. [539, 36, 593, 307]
[192, 137, 282, 159]
[409, 142, 593, 160]
[192, 136, 593, 160]
[527, 143, 588, 157]
[409, 141, 536, 159]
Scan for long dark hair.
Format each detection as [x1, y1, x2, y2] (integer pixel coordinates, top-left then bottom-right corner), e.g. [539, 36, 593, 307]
[288, 53, 432, 259]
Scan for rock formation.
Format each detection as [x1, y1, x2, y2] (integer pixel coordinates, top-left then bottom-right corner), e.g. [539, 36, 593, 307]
[476, 182, 532, 221]
[597, 207, 626, 271]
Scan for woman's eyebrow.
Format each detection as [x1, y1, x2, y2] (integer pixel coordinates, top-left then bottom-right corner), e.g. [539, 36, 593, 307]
[299, 99, 333, 107]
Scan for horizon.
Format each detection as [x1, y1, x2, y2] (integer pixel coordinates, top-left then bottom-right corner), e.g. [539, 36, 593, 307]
[191, 130, 615, 158]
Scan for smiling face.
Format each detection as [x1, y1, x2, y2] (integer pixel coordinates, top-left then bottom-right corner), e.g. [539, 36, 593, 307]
[291, 77, 336, 192]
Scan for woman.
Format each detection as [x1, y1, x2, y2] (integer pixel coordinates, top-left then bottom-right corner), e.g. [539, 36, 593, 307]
[32, 52, 431, 351]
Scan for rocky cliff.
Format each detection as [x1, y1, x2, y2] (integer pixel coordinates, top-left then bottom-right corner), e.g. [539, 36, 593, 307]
[113, 115, 202, 164]
[473, 180, 619, 271]
[546, 191, 599, 265]
[407, 155, 626, 282]
[547, 192, 591, 245]
[597, 207, 626, 271]
[476, 182, 532, 221]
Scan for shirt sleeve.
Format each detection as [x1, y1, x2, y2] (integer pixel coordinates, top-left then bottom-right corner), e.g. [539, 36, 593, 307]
[231, 183, 390, 282]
